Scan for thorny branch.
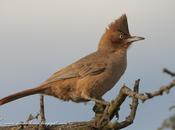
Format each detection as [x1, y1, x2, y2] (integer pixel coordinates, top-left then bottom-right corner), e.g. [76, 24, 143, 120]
[0, 69, 175, 130]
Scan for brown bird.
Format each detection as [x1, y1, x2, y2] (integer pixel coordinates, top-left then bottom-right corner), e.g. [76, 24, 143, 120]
[0, 14, 144, 106]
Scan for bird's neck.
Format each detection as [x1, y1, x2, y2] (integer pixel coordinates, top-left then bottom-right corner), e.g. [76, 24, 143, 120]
[97, 33, 115, 52]
[113, 48, 127, 60]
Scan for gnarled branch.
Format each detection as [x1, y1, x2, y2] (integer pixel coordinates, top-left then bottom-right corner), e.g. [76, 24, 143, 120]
[0, 69, 175, 130]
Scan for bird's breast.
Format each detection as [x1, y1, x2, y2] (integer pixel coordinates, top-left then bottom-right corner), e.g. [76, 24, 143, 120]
[109, 53, 127, 82]
[97, 52, 127, 96]
[75, 51, 127, 99]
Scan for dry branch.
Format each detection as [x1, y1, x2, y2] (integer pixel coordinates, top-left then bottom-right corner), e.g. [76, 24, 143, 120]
[163, 68, 175, 77]
[39, 94, 46, 130]
[0, 69, 175, 130]
[122, 80, 175, 102]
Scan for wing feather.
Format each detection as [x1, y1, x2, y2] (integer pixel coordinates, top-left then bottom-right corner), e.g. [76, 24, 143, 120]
[43, 52, 107, 84]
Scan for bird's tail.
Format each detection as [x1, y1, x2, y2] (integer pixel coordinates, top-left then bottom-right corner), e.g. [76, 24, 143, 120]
[0, 86, 46, 106]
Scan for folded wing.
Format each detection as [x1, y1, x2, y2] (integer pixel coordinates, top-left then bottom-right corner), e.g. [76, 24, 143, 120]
[43, 52, 107, 84]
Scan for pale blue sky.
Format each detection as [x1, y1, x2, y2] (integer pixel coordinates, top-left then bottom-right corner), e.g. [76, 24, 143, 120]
[0, 0, 175, 130]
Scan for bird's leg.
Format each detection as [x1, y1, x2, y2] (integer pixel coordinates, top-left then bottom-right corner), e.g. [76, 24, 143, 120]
[93, 98, 107, 113]
[93, 102, 106, 114]
[93, 100, 107, 121]
[84, 96, 109, 106]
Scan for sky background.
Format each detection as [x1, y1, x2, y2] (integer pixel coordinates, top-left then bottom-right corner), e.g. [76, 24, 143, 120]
[0, 0, 175, 130]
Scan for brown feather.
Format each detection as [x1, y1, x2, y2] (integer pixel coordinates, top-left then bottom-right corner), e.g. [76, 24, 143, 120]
[108, 14, 130, 35]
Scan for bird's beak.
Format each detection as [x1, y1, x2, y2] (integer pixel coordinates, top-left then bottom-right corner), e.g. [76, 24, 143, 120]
[127, 36, 145, 43]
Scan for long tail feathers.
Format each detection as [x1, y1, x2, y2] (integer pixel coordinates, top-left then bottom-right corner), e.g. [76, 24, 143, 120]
[0, 87, 46, 106]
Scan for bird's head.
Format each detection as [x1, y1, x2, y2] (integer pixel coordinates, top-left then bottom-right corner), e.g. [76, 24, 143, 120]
[98, 14, 144, 52]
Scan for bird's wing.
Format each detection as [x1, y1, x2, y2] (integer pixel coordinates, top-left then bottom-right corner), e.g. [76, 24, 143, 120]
[43, 52, 107, 84]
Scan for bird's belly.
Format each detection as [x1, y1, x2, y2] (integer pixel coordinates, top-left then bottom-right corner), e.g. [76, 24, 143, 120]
[44, 78, 79, 102]
[76, 58, 127, 100]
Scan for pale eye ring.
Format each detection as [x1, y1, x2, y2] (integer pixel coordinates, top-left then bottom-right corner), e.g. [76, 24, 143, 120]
[119, 34, 123, 39]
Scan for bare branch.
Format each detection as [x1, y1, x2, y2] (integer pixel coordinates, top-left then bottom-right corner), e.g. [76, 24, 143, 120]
[169, 106, 175, 111]
[0, 69, 175, 130]
[39, 95, 46, 124]
[121, 80, 175, 102]
[108, 79, 140, 129]
[39, 94, 46, 130]
[163, 68, 175, 77]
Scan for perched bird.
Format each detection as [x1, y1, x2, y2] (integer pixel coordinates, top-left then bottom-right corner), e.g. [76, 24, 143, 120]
[0, 14, 144, 106]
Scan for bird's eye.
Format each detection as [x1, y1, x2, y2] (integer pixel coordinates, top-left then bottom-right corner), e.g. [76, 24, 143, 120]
[119, 34, 123, 39]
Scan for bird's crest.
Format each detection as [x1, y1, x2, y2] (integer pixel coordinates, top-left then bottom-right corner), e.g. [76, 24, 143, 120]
[107, 14, 130, 35]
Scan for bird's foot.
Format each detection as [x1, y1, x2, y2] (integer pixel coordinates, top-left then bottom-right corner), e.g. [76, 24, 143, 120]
[93, 103, 106, 114]
[93, 102, 106, 120]
[94, 99, 109, 106]
[85, 96, 110, 106]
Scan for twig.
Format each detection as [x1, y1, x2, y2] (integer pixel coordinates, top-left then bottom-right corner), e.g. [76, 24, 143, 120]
[169, 106, 175, 111]
[93, 79, 140, 130]
[113, 79, 139, 129]
[26, 113, 39, 123]
[163, 68, 175, 77]
[40, 95, 46, 123]
[121, 80, 175, 102]
[39, 94, 46, 130]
